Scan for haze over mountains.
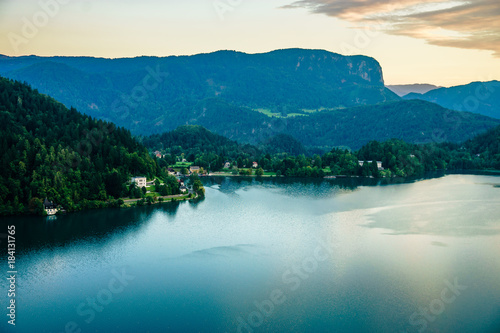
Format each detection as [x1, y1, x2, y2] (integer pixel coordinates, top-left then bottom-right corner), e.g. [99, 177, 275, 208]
[386, 84, 441, 97]
[1, 49, 499, 149]
[403, 81, 500, 119]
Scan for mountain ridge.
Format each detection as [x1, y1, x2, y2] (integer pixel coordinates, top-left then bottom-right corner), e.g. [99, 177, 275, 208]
[2, 49, 499, 149]
[403, 80, 500, 119]
[0, 48, 400, 133]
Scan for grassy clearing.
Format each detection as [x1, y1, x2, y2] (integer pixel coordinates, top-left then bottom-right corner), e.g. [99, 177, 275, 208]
[253, 108, 310, 119]
[254, 108, 283, 118]
[169, 162, 193, 168]
[302, 107, 346, 113]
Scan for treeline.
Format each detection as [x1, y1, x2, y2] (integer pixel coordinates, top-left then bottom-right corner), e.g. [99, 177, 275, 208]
[144, 125, 500, 178]
[0, 77, 164, 216]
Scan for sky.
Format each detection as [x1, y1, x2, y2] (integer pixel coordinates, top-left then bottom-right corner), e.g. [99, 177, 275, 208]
[0, 0, 499, 87]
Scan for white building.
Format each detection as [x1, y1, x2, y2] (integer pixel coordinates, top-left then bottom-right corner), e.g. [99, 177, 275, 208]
[43, 198, 58, 216]
[131, 176, 147, 188]
[358, 161, 384, 170]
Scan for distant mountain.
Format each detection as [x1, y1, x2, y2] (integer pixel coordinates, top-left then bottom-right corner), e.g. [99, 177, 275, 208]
[403, 81, 500, 119]
[386, 84, 440, 97]
[0, 49, 399, 135]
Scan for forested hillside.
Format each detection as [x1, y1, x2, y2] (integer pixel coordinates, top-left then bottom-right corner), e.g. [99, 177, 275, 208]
[158, 99, 500, 150]
[0, 49, 398, 136]
[463, 124, 500, 169]
[0, 77, 161, 215]
[288, 100, 500, 149]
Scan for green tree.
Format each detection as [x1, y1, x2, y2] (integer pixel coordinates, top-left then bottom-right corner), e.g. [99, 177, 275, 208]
[28, 197, 43, 215]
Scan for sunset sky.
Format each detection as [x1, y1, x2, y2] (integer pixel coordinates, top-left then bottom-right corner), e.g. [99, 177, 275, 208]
[0, 0, 499, 86]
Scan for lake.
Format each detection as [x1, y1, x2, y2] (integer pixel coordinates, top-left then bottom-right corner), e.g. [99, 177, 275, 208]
[1, 174, 500, 333]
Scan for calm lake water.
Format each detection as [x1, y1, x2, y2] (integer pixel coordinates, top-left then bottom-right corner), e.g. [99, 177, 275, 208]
[1, 174, 500, 333]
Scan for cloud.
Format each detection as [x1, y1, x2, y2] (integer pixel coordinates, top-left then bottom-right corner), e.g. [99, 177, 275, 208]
[283, 0, 500, 56]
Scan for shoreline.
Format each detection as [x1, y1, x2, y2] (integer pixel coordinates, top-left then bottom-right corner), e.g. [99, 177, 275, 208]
[3, 170, 498, 218]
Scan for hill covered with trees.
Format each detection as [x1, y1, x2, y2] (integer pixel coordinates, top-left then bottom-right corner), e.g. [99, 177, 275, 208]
[463, 124, 500, 169]
[0, 49, 397, 137]
[0, 49, 397, 125]
[0, 77, 163, 215]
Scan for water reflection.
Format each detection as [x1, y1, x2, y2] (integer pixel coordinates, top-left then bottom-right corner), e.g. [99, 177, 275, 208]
[1, 201, 185, 254]
[202, 172, 446, 198]
[364, 200, 500, 236]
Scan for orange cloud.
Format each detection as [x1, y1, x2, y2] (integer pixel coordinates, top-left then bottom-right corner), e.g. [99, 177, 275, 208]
[283, 0, 500, 56]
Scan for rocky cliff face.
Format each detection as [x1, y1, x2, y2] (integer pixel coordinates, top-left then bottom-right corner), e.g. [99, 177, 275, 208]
[261, 49, 385, 86]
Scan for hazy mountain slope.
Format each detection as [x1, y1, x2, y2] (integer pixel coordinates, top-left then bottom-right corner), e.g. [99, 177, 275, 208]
[403, 81, 500, 119]
[287, 100, 500, 149]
